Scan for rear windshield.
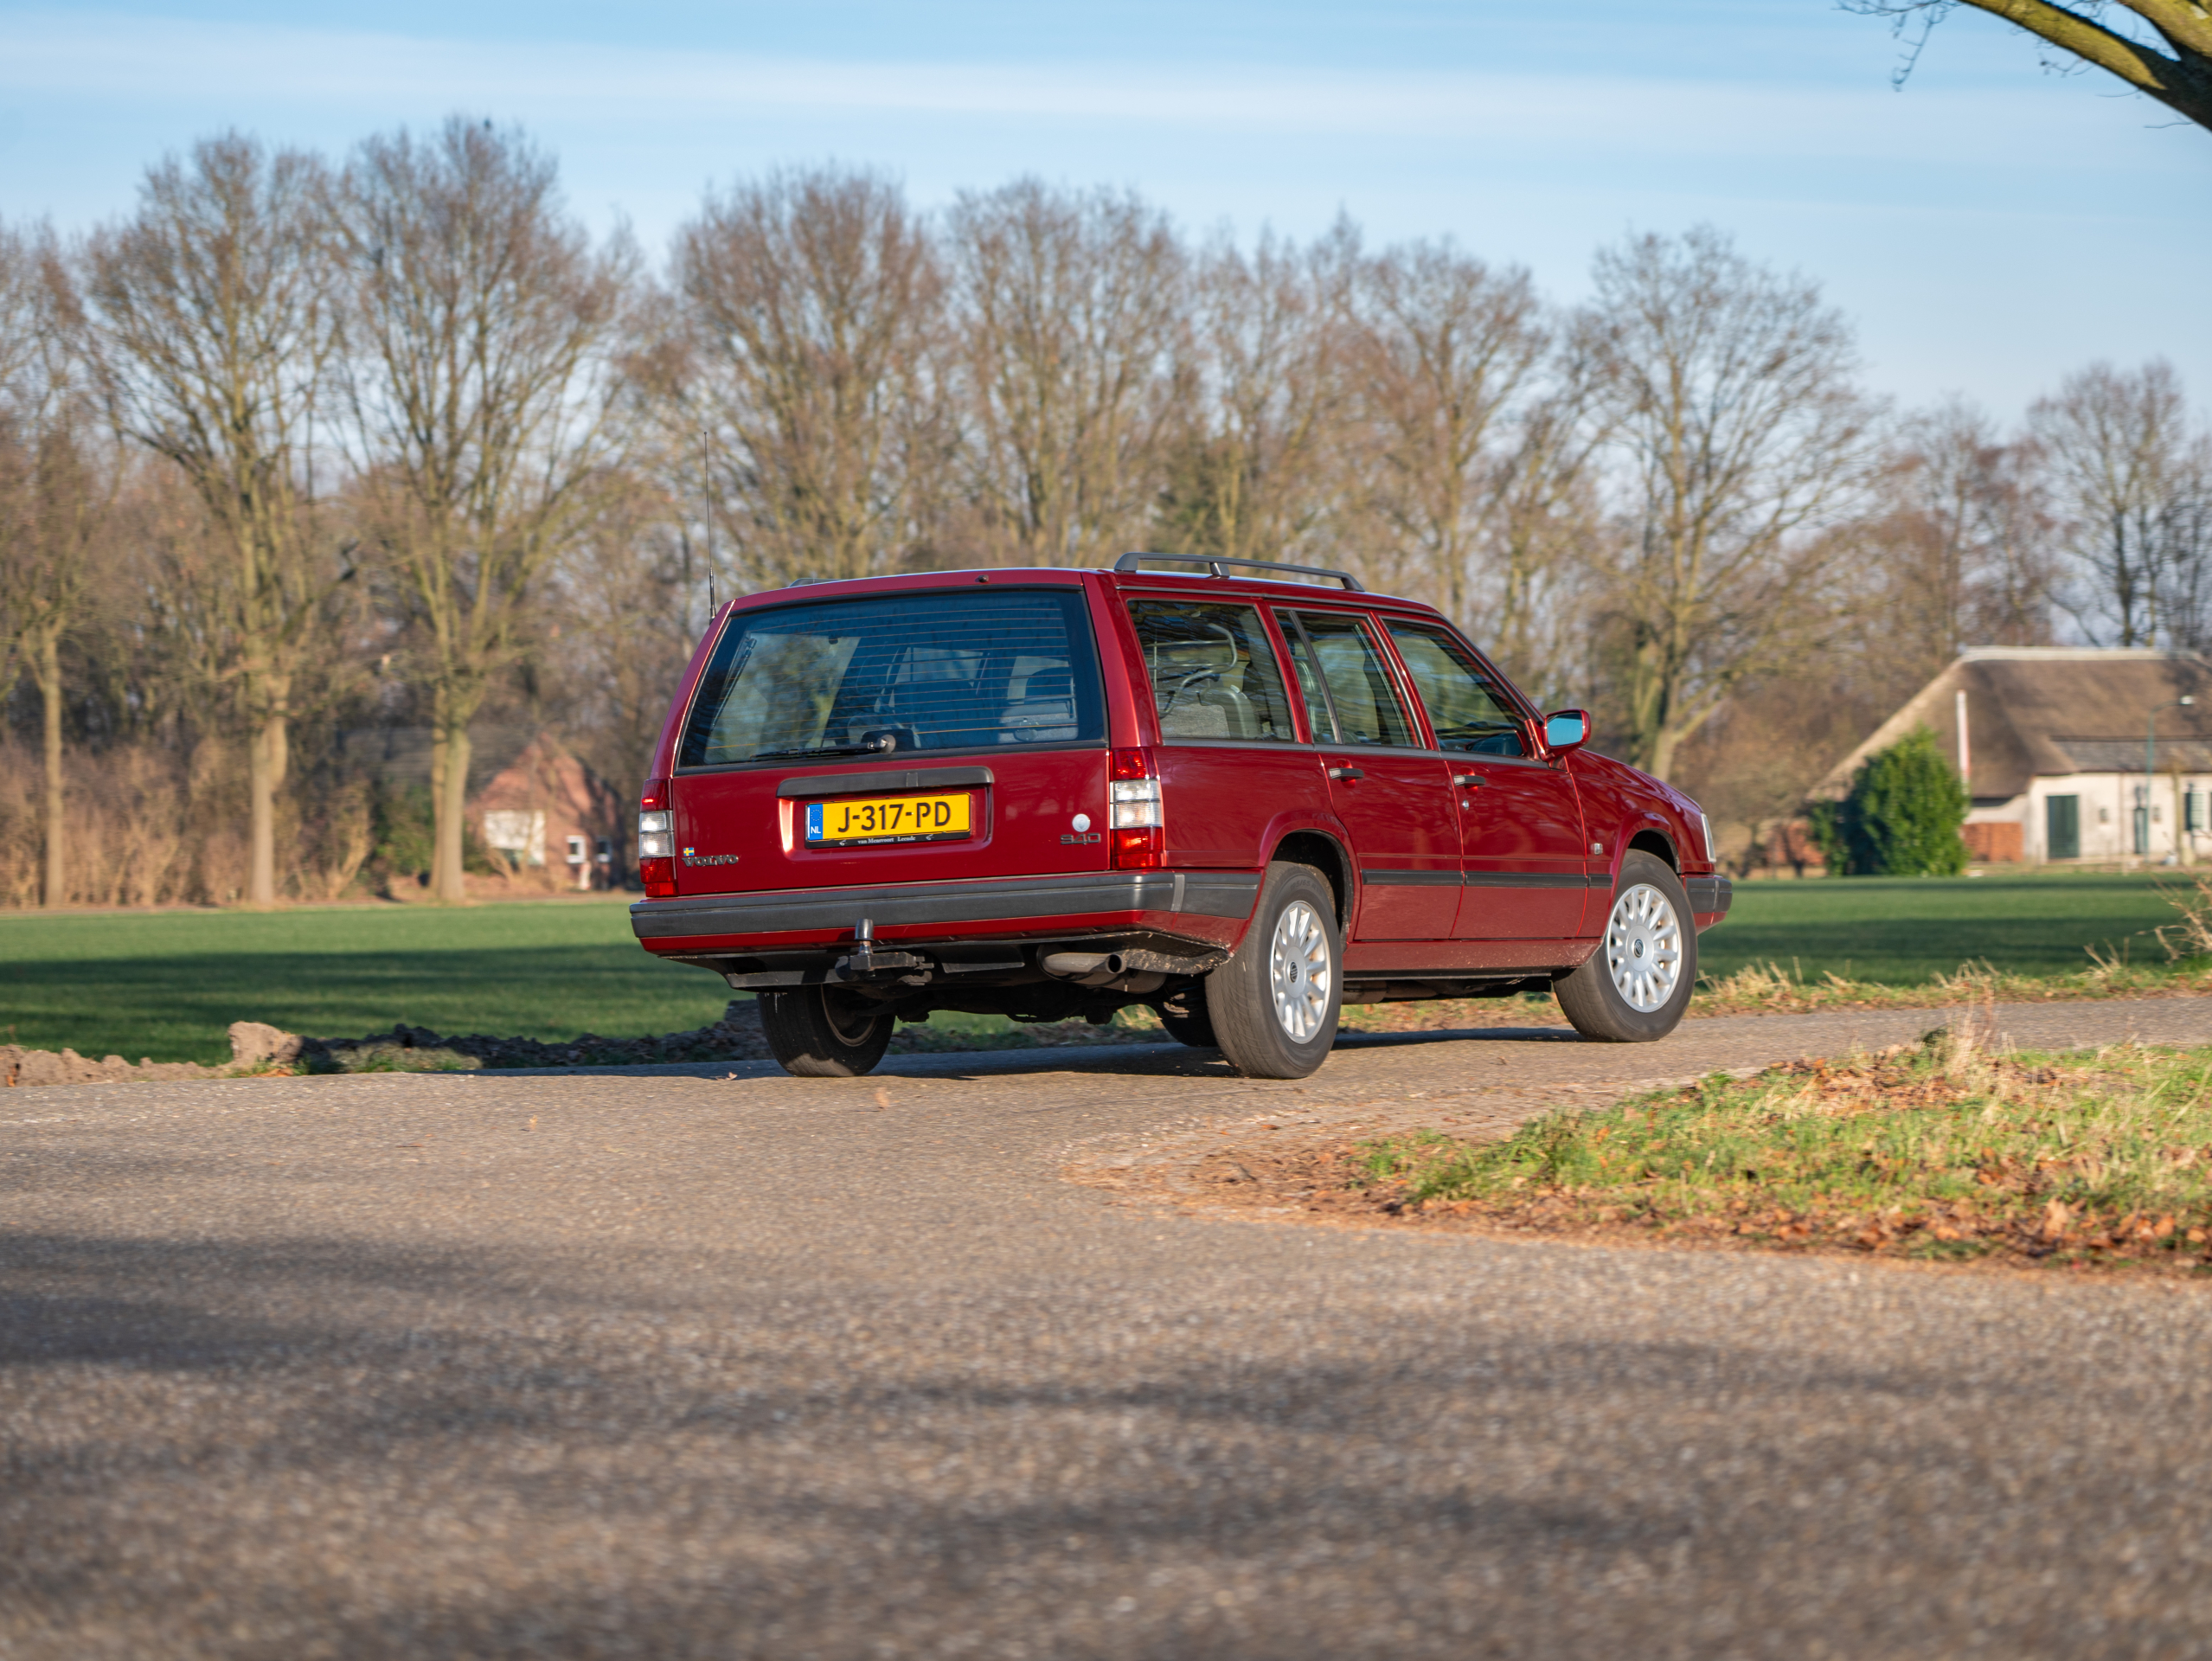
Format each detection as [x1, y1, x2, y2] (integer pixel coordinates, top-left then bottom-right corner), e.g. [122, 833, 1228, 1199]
[679, 588, 1106, 767]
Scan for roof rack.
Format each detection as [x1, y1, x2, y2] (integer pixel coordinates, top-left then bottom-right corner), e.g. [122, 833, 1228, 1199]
[1110, 552, 1365, 592]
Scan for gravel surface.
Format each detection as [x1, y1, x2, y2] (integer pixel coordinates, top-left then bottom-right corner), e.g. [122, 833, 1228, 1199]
[6, 997, 2212, 1658]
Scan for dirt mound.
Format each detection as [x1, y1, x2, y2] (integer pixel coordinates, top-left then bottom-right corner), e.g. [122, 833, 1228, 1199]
[300, 1001, 779, 1072]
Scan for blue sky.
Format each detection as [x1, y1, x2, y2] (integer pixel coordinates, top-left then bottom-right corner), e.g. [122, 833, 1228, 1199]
[3, 1, 2206, 421]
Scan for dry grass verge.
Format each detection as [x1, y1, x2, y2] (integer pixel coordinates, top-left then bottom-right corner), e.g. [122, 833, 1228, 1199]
[1339, 1030, 2212, 1275]
[1686, 954, 2212, 1016]
[1322, 956, 2212, 1041]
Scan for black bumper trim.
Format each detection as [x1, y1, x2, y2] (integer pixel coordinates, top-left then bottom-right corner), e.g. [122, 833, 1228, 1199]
[632, 870, 1261, 940]
[1686, 874, 1734, 916]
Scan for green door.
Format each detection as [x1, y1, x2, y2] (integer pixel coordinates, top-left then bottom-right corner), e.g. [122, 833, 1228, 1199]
[2046, 794, 2080, 861]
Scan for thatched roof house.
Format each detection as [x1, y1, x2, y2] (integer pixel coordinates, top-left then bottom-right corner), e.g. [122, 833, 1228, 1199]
[1812, 648, 2212, 863]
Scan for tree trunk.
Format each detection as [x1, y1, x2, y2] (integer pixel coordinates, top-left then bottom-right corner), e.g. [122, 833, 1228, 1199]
[247, 709, 288, 906]
[35, 626, 64, 908]
[433, 719, 473, 903]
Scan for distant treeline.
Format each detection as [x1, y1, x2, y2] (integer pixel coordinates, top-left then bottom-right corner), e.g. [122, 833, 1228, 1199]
[1, 118, 2207, 904]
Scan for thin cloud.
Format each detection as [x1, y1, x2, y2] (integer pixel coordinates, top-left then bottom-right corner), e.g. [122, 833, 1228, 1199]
[0, 8, 2173, 174]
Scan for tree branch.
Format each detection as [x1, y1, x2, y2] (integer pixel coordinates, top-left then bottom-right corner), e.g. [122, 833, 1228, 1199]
[2118, 0, 2212, 63]
[1955, 0, 2212, 129]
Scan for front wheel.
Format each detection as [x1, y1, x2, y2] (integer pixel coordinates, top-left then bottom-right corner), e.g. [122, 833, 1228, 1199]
[1209, 862, 1342, 1079]
[1553, 851, 1696, 1042]
[757, 985, 894, 1076]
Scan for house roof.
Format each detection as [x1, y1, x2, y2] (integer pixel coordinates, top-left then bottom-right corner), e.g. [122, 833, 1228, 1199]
[1811, 649, 2212, 801]
[330, 723, 542, 796]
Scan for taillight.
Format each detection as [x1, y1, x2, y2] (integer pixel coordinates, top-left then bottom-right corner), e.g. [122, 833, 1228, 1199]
[1109, 747, 1163, 869]
[638, 777, 676, 897]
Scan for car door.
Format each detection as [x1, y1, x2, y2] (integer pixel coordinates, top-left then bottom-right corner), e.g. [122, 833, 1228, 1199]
[1382, 619, 1592, 941]
[1278, 608, 1459, 940]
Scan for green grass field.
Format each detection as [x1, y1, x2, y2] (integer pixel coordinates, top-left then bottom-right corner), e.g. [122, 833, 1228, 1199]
[0, 899, 731, 1065]
[1702, 871, 2184, 984]
[0, 870, 2193, 1065]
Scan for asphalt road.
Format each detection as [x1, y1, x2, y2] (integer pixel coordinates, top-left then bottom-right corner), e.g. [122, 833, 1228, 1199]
[8, 997, 2212, 1659]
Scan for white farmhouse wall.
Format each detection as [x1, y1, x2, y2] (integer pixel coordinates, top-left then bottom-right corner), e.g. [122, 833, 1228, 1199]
[2001, 773, 2212, 863]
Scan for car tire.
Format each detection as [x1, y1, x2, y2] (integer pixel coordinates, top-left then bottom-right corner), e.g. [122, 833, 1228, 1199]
[1209, 861, 1342, 1080]
[757, 985, 894, 1077]
[1554, 850, 1696, 1042]
[1156, 982, 1218, 1049]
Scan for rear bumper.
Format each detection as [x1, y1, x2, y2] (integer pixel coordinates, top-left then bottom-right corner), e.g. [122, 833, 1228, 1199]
[1686, 874, 1734, 930]
[631, 869, 1262, 947]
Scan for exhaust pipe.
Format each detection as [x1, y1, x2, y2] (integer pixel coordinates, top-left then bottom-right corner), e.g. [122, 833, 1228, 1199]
[1040, 951, 1165, 995]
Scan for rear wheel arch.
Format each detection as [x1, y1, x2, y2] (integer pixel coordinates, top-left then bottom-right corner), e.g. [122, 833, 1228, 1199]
[1267, 830, 1351, 928]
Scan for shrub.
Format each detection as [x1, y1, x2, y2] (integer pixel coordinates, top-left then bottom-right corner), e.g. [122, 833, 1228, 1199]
[1806, 724, 1968, 876]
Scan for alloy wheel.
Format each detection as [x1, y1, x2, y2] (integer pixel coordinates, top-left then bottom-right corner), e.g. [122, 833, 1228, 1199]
[1604, 882, 1682, 1012]
[1268, 899, 1332, 1042]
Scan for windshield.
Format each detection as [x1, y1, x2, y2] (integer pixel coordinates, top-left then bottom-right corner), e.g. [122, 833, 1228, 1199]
[679, 587, 1106, 767]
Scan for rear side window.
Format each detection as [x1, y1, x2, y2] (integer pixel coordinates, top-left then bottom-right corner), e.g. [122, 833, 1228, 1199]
[1127, 600, 1297, 742]
[1385, 622, 1527, 757]
[1281, 611, 1416, 748]
[679, 589, 1105, 767]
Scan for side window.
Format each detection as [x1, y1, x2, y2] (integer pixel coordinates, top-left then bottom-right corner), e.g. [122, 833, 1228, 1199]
[1127, 600, 1297, 742]
[1285, 611, 1415, 748]
[1385, 623, 1527, 758]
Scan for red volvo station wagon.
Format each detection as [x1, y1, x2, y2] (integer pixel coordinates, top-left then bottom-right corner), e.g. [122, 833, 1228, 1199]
[631, 554, 1731, 1079]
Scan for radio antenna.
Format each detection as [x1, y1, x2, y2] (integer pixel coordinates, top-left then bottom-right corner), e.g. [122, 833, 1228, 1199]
[701, 426, 720, 620]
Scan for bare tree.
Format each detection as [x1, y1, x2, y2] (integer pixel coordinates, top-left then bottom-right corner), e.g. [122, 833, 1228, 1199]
[2031, 359, 2205, 646]
[2160, 456, 2212, 650]
[1583, 228, 1878, 781]
[947, 180, 1183, 564]
[0, 221, 95, 907]
[1846, 2, 2212, 135]
[1153, 227, 1353, 568]
[1478, 368, 1615, 704]
[543, 472, 706, 807]
[1863, 400, 2058, 675]
[1959, 432, 2065, 647]
[82, 135, 337, 906]
[328, 119, 634, 901]
[664, 166, 943, 592]
[1345, 237, 1549, 625]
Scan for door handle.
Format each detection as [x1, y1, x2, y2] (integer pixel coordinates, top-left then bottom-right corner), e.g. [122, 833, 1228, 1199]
[1452, 773, 1484, 787]
[1327, 766, 1364, 780]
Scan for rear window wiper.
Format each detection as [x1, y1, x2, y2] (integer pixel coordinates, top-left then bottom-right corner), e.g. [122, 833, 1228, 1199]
[753, 739, 896, 761]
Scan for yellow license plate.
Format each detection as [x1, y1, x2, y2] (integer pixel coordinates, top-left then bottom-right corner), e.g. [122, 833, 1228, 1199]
[804, 792, 972, 845]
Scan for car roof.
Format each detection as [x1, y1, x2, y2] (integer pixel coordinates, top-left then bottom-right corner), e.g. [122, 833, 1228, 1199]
[730, 564, 1448, 619]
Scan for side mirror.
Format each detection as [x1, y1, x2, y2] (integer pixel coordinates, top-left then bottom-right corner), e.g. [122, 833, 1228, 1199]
[1544, 709, 1591, 754]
